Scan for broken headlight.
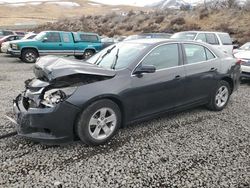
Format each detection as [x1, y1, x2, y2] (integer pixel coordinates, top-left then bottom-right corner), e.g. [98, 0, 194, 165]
[41, 87, 77, 107]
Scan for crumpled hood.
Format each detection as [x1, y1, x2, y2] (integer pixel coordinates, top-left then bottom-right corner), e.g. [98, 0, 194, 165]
[34, 56, 116, 81]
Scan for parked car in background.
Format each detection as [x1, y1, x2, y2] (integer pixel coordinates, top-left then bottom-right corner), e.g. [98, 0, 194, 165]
[8, 31, 103, 63]
[2, 33, 36, 53]
[233, 42, 250, 54]
[13, 39, 241, 145]
[0, 30, 15, 39]
[171, 31, 233, 54]
[14, 31, 26, 36]
[101, 37, 118, 48]
[234, 51, 250, 79]
[0, 35, 23, 52]
[124, 33, 172, 41]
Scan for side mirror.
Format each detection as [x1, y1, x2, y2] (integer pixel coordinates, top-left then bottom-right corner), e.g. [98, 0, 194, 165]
[42, 37, 48, 42]
[134, 65, 156, 75]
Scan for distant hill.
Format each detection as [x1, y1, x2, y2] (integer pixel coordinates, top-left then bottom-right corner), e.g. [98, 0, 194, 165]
[0, 0, 149, 27]
[147, 0, 190, 9]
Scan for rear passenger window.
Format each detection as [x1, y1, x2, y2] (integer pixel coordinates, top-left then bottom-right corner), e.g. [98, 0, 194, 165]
[218, 33, 232, 45]
[206, 33, 219, 45]
[205, 48, 215, 60]
[196, 33, 206, 42]
[142, 44, 179, 70]
[184, 44, 206, 64]
[184, 44, 216, 64]
[79, 34, 98, 42]
[62, 33, 71, 43]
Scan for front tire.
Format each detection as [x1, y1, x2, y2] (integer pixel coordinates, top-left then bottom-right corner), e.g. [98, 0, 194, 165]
[21, 49, 38, 63]
[207, 80, 231, 111]
[83, 49, 94, 59]
[76, 99, 121, 146]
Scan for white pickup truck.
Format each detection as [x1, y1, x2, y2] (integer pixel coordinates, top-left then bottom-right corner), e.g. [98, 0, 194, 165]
[171, 31, 233, 54]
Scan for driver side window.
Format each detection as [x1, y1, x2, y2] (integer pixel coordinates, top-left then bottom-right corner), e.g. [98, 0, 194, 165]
[141, 44, 179, 70]
[46, 32, 61, 42]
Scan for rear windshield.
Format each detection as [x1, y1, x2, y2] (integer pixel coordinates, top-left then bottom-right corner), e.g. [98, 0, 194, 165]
[171, 32, 197, 40]
[218, 33, 232, 45]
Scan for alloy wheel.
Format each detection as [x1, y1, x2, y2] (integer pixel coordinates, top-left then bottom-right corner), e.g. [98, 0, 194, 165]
[88, 107, 117, 140]
[25, 52, 36, 62]
[215, 86, 229, 108]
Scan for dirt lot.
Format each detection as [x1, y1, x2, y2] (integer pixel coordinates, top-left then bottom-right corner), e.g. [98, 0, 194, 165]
[0, 54, 249, 187]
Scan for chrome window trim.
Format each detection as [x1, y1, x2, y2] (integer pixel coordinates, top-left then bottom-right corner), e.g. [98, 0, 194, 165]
[182, 42, 218, 65]
[131, 41, 218, 77]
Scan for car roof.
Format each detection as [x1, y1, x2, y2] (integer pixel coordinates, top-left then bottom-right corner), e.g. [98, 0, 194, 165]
[44, 31, 98, 35]
[123, 38, 200, 45]
[176, 31, 229, 34]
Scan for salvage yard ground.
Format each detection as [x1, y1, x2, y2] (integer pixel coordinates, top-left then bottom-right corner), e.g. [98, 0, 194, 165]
[0, 54, 249, 187]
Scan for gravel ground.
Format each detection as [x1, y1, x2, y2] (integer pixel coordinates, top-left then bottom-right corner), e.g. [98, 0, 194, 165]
[0, 54, 249, 188]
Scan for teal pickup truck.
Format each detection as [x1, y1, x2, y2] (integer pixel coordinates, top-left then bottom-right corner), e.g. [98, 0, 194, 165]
[8, 31, 103, 63]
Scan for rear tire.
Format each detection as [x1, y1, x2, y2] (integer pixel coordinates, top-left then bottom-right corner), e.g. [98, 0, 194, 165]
[21, 49, 38, 63]
[76, 99, 121, 146]
[207, 80, 231, 111]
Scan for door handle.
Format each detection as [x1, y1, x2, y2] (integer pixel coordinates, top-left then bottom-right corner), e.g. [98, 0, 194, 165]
[210, 67, 217, 72]
[174, 75, 181, 80]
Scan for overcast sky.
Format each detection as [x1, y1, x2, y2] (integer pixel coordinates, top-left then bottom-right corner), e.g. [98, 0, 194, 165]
[0, 0, 202, 5]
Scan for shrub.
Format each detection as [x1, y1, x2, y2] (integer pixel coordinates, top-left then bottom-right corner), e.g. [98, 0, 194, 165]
[199, 9, 209, 20]
[170, 17, 185, 25]
[125, 25, 133, 31]
[213, 23, 235, 34]
[155, 16, 165, 24]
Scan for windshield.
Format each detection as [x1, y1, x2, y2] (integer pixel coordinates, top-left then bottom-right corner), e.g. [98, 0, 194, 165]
[87, 42, 148, 70]
[171, 32, 197, 40]
[240, 43, 250, 50]
[22, 34, 35, 40]
[34, 32, 46, 41]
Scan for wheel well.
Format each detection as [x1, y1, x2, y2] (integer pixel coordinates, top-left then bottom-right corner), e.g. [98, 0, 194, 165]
[84, 48, 96, 53]
[73, 97, 126, 140]
[21, 48, 39, 56]
[221, 77, 234, 94]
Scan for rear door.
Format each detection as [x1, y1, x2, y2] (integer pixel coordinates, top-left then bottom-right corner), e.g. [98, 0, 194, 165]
[128, 43, 186, 120]
[182, 43, 220, 104]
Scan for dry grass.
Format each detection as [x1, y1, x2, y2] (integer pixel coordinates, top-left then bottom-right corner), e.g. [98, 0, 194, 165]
[1, 1, 250, 44]
[0, 0, 148, 26]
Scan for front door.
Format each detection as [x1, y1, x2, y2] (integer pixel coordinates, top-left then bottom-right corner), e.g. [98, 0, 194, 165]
[127, 43, 186, 120]
[38, 32, 64, 55]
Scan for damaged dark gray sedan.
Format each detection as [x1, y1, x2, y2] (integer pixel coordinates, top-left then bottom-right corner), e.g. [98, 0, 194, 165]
[13, 39, 241, 145]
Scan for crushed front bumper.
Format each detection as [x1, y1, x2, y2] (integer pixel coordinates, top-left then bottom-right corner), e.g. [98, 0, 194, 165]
[13, 94, 81, 144]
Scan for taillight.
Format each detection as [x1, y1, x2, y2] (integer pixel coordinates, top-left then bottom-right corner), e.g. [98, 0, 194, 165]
[236, 59, 242, 65]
